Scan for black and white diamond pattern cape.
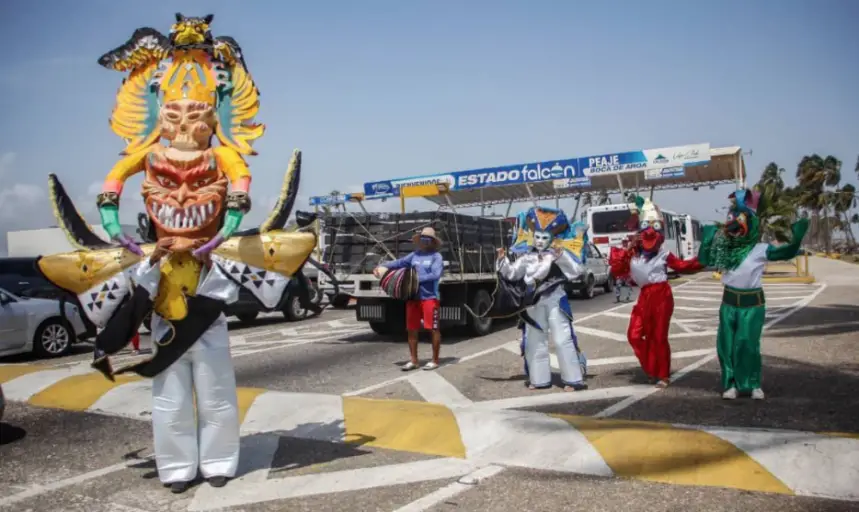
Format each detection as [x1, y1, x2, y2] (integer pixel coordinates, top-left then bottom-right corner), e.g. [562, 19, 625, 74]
[212, 255, 290, 309]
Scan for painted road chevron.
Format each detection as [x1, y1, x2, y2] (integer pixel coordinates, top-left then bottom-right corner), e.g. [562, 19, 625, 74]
[2, 363, 858, 505]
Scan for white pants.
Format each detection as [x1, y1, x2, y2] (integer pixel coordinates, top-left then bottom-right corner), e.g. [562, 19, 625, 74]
[523, 288, 584, 388]
[151, 316, 240, 483]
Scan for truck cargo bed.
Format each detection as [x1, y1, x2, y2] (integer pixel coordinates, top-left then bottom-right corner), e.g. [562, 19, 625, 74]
[319, 211, 512, 277]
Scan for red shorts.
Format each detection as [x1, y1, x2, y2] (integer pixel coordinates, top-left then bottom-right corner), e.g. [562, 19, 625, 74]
[406, 299, 440, 331]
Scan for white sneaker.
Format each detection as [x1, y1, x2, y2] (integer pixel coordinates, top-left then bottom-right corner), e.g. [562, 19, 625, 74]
[422, 362, 439, 371]
[722, 387, 738, 400]
[401, 362, 418, 371]
[751, 388, 765, 400]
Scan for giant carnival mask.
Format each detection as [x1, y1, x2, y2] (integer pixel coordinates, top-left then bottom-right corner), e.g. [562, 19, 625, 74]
[33, 13, 318, 380]
[629, 196, 664, 253]
[510, 206, 588, 262]
[93, 12, 263, 256]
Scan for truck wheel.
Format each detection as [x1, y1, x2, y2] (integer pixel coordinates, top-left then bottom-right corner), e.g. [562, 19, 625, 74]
[369, 322, 393, 336]
[603, 272, 614, 293]
[308, 282, 323, 306]
[283, 294, 306, 322]
[236, 312, 259, 324]
[468, 289, 493, 337]
[330, 294, 351, 309]
[580, 274, 596, 300]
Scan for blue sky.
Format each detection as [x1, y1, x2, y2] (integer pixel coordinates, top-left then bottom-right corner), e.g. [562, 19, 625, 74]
[1, 0, 857, 254]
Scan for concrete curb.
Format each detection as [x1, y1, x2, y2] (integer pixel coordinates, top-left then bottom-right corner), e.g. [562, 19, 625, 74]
[2, 363, 858, 502]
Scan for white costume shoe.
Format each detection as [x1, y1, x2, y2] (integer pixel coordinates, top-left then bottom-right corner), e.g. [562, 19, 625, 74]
[751, 388, 765, 400]
[722, 387, 738, 400]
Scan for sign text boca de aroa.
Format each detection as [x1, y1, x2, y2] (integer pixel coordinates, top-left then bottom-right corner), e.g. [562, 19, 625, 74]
[455, 160, 577, 188]
[583, 154, 648, 175]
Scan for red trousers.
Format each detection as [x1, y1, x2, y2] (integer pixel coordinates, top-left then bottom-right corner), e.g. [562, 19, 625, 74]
[627, 281, 674, 380]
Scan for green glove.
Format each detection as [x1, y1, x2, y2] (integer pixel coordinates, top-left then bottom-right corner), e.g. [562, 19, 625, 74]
[98, 205, 123, 239]
[766, 218, 810, 262]
[697, 224, 719, 267]
[220, 208, 244, 239]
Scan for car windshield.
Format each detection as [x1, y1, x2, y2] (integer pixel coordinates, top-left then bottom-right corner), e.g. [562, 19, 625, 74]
[591, 210, 636, 234]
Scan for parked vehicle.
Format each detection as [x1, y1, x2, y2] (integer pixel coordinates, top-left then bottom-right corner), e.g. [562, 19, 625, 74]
[0, 286, 88, 358]
[565, 242, 613, 299]
[586, 203, 693, 259]
[0, 257, 97, 339]
[0, 257, 67, 300]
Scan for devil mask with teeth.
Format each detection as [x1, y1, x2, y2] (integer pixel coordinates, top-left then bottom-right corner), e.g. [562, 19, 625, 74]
[141, 151, 229, 240]
[629, 196, 665, 256]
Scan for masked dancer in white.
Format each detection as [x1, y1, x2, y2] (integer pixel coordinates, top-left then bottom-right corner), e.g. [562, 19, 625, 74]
[498, 207, 589, 391]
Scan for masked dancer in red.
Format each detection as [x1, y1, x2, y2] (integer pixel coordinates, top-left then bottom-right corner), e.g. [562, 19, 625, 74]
[618, 196, 702, 387]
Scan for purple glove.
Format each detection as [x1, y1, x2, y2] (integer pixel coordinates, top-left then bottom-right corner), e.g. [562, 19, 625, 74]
[115, 234, 144, 257]
[192, 234, 225, 260]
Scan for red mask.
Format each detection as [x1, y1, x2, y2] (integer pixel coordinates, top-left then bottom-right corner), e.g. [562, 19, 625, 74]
[638, 219, 665, 253]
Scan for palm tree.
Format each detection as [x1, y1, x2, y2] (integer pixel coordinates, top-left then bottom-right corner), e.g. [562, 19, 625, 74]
[795, 154, 842, 252]
[596, 189, 610, 206]
[754, 163, 794, 242]
[759, 162, 786, 191]
[833, 183, 857, 250]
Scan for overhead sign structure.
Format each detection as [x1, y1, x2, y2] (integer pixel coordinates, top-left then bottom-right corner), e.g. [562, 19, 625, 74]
[363, 143, 711, 198]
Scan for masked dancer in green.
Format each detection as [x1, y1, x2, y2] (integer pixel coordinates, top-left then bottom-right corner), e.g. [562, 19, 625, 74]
[697, 189, 809, 400]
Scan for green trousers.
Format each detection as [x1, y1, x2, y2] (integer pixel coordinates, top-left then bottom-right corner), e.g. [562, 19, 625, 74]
[717, 286, 766, 392]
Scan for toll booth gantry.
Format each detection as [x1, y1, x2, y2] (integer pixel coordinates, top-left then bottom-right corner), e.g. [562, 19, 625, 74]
[359, 143, 747, 218]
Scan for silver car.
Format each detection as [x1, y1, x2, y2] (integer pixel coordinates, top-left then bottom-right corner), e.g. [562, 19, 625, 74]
[567, 242, 613, 299]
[0, 287, 87, 358]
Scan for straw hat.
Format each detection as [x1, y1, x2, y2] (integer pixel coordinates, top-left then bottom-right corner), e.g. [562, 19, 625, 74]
[412, 227, 442, 248]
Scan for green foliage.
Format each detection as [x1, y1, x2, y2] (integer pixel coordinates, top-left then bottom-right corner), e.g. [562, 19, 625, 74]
[754, 162, 793, 242]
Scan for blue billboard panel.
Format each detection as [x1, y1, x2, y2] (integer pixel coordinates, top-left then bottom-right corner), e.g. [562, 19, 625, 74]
[364, 143, 711, 196]
[363, 158, 582, 197]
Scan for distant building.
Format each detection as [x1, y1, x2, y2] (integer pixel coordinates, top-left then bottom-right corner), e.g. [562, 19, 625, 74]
[6, 224, 138, 257]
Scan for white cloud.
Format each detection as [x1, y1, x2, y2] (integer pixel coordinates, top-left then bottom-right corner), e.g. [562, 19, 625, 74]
[0, 183, 47, 222]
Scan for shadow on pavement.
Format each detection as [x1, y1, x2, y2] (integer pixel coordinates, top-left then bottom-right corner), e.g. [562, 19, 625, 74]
[613, 354, 859, 433]
[318, 318, 519, 347]
[766, 303, 859, 337]
[0, 422, 27, 445]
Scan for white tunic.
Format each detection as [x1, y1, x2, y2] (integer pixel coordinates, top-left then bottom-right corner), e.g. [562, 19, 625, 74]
[720, 243, 768, 289]
[630, 249, 669, 286]
[497, 250, 584, 285]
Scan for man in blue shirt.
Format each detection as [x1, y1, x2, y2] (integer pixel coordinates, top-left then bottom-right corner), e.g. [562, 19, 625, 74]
[374, 227, 444, 371]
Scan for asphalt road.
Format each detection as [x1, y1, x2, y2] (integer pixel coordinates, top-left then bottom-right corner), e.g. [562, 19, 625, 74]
[2, 261, 858, 512]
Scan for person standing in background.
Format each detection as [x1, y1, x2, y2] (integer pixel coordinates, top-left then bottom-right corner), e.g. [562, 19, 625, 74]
[610, 239, 634, 302]
[374, 227, 444, 371]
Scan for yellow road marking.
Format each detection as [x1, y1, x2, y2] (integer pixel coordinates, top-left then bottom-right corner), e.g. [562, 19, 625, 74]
[557, 415, 792, 494]
[0, 364, 50, 384]
[342, 397, 466, 459]
[823, 431, 859, 440]
[236, 387, 267, 426]
[28, 373, 144, 411]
